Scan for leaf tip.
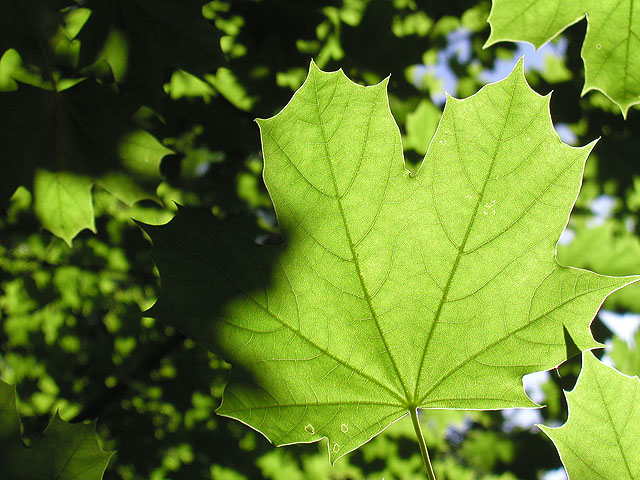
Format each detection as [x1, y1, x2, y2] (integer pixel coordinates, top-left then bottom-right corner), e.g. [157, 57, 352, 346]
[512, 56, 526, 76]
[617, 99, 636, 120]
[142, 299, 164, 321]
[255, 117, 268, 129]
[133, 218, 156, 238]
[482, 37, 494, 49]
[443, 92, 460, 105]
[309, 58, 321, 74]
[535, 423, 554, 435]
[584, 137, 599, 152]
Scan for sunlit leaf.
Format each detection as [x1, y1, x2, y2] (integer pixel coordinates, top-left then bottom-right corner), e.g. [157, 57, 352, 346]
[557, 218, 640, 312]
[539, 352, 640, 479]
[145, 61, 638, 462]
[33, 170, 95, 246]
[403, 99, 441, 157]
[486, 0, 640, 117]
[610, 329, 640, 377]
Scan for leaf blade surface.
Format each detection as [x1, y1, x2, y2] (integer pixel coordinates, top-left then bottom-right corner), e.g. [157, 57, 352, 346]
[0, 81, 171, 243]
[486, 0, 640, 117]
[0, 380, 112, 480]
[539, 352, 640, 479]
[145, 61, 638, 462]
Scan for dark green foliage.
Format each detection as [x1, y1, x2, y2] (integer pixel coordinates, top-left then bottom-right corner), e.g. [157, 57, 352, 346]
[76, 0, 223, 95]
[0, 379, 112, 479]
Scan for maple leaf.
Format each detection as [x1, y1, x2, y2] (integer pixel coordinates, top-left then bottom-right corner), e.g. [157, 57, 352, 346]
[143, 60, 637, 463]
[76, 0, 222, 92]
[0, 81, 172, 245]
[0, 0, 71, 73]
[485, 0, 640, 118]
[539, 352, 640, 479]
[0, 379, 112, 479]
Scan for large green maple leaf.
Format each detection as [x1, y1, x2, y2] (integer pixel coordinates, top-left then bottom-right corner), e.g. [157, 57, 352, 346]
[539, 352, 640, 479]
[485, 0, 640, 118]
[0, 380, 112, 479]
[144, 61, 637, 463]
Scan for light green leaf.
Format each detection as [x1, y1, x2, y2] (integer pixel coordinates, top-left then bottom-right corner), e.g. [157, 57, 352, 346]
[0, 379, 112, 480]
[96, 172, 158, 207]
[33, 169, 95, 247]
[144, 61, 638, 463]
[403, 99, 441, 156]
[485, 0, 640, 117]
[557, 218, 640, 312]
[539, 352, 640, 479]
[610, 329, 640, 377]
[206, 68, 257, 112]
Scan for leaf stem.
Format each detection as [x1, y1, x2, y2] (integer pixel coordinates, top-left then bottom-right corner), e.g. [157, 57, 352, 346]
[410, 408, 437, 480]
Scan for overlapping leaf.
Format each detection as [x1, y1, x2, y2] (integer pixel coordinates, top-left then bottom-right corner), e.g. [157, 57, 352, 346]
[0, 380, 112, 479]
[76, 0, 222, 90]
[403, 99, 441, 157]
[485, 0, 640, 117]
[0, 81, 171, 245]
[539, 352, 640, 479]
[144, 60, 637, 462]
[0, 0, 70, 72]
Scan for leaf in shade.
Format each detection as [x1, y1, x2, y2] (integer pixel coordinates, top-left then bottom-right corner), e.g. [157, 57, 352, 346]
[0, 0, 70, 71]
[0, 81, 171, 244]
[0, 379, 113, 480]
[76, 0, 222, 92]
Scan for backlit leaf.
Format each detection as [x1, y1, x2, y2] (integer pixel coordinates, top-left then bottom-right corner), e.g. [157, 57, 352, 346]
[144, 61, 637, 462]
[539, 352, 640, 479]
[557, 218, 640, 312]
[610, 329, 640, 377]
[33, 170, 95, 247]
